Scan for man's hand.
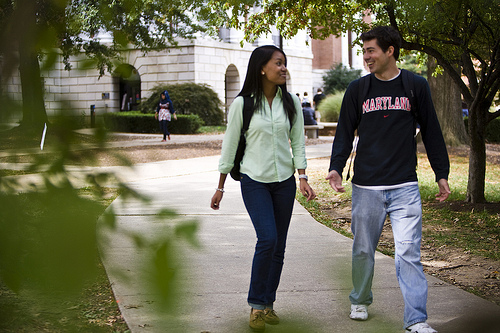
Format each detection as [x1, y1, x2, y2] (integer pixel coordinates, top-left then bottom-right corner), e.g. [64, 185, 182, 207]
[435, 178, 451, 202]
[326, 170, 345, 193]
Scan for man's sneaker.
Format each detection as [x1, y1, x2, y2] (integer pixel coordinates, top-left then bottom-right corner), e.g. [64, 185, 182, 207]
[406, 322, 437, 333]
[263, 308, 280, 325]
[349, 304, 368, 321]
[249, 309, 266, 331]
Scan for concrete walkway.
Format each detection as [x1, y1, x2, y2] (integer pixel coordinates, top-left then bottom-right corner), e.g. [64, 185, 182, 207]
[95, 136, 500, 333]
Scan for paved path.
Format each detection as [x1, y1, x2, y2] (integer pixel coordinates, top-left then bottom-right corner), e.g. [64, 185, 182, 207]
[95, 135, 500, 333]
[2, 131, 499, 332]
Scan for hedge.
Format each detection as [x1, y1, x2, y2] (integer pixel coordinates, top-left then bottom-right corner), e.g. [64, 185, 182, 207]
[103, 111, 203, 134]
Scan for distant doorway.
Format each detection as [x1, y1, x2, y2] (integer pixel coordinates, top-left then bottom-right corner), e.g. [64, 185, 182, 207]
[115, 64, 141, 111]
[224, 65, 240, 122]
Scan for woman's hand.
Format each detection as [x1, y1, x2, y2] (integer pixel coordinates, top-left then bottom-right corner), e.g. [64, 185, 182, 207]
[173, 113, 177, 120]
[211, 190, 223, 210]
[299, 179, 316, 201]
[211, 174, 228, 210]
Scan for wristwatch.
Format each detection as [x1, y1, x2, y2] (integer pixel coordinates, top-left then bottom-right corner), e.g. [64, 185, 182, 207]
[298, 174, 308, 181]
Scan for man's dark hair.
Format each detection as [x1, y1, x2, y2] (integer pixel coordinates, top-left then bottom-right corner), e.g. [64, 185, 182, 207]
[360, 26, 402, 61]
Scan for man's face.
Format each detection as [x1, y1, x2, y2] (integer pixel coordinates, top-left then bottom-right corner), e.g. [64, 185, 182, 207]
[362, 39, 394, 76]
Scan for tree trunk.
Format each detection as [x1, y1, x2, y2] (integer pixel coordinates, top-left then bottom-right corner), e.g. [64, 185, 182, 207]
[427, 58, 468, 146]
[466, 103, 487, 203]
[19, 47, 48, 129]
[18, 0, 48, 130]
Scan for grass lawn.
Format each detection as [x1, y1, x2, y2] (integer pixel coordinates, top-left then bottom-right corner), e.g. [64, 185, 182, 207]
[297, 150, 500, 304]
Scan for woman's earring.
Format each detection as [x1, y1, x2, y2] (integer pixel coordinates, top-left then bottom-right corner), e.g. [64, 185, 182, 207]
[261, 71, 265, 75]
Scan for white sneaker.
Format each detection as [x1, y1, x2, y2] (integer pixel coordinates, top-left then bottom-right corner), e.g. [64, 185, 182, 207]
[406, 322, 437, 333]
[349, 304, 368, 321]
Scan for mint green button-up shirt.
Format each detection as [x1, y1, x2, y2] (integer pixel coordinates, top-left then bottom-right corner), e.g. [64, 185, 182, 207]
[218, 88, 307, 183]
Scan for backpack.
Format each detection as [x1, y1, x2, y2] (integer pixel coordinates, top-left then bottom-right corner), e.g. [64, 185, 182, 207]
[230, 96, 254, 181]
[346, 69, 419, 180]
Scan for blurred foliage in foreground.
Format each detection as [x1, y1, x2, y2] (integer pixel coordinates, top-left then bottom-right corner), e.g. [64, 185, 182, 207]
[0, 117, 199, 330]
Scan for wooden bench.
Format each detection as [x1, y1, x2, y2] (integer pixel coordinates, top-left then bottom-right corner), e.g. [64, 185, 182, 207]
[304, 124, 324, 139]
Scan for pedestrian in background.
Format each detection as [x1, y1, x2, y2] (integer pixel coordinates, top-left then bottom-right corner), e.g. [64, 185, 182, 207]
[313, 88, 326, 109]
[155, 90, 177, 141]
[302, 91, 310, 106]
[211, 45, 316, 332]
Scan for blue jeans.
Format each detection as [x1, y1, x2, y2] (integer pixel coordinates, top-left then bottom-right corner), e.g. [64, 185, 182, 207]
[240, 174, 296, 310]
[350, 184, 428, 329]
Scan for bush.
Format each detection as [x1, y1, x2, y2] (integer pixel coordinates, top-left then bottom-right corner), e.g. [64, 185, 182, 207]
[317, 91, 345, 122]
[323, 64, 362, 95]
[140, 83, 224, 126]
[486, 117, 500, 143]
[464, 116, 500, 143]
[103, 111, 203, 134]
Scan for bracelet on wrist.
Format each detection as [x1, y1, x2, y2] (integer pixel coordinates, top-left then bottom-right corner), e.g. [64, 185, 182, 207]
[298, 174, 308, 181]
[215, 188, 225, 193]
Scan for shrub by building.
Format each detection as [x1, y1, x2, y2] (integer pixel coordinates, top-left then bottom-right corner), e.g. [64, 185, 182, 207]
[141, 83, 224, 126]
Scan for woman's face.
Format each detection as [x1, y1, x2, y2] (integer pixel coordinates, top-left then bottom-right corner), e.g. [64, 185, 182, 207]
[261, 51, 287, 86]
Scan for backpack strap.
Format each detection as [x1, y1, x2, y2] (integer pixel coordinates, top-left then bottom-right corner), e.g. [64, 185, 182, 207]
[401, 70, 418, 115]
[242, 95, 254, 133]
[357, 74, 371, 126]
[401, 69, 419, 131]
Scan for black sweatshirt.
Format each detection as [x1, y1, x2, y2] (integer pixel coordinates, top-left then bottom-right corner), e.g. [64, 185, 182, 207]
[329, 72, 450, 186]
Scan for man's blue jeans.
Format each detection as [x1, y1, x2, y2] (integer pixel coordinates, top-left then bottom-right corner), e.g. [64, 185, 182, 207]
[350, 184, 428, 329]
[240, 174, 296, 310]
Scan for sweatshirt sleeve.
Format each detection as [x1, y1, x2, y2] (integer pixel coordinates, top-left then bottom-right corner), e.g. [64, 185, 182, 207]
[415, 76, 450, 181]
[328, 80, 361, 177]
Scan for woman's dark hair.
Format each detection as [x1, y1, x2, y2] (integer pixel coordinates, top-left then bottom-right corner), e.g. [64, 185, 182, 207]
[360, 26, 402, 61]
[239, 45, 296, 125]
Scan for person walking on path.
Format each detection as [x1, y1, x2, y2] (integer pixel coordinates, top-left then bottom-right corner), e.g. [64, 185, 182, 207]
[313, 88, 326, 109]
[155, 90, 177, 141]
[326, 26, 451, 333]
[210, 45, 316, 332]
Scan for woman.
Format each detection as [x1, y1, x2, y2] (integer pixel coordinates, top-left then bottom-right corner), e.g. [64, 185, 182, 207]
[210, 45, 316, 331]
[154, 90, 176, 141]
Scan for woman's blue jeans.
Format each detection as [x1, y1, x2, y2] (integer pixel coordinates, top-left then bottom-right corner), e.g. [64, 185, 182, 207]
[240, 174, 296, 310]
[350, 184, 428, 329]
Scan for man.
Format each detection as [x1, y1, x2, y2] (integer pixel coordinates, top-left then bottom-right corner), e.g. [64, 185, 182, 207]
[326, 26, 451, 333]
[313, 88, 326, 109]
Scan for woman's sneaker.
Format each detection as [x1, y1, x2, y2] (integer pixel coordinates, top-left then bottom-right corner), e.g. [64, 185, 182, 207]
[249, 309, 265, 331]
[263, 308, 280, 325]
[406, 322, 437, 333]
[349, 304, 368, 321]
